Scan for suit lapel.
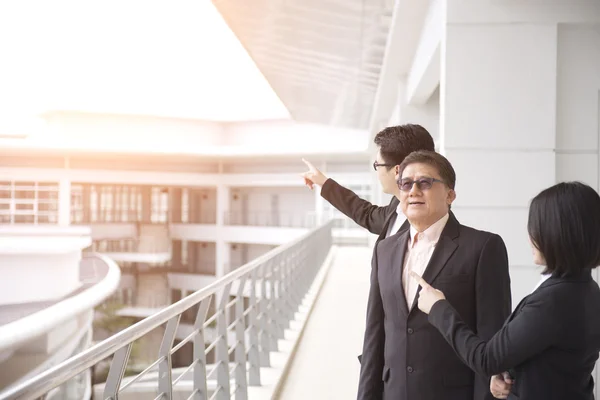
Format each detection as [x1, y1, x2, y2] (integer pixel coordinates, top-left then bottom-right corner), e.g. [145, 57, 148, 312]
[409, 213, 460, 313]
[384, 228, 410, 318]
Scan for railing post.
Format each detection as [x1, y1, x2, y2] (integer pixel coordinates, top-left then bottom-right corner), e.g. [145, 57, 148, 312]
[247, 269, 261, 385]
[264, 259, 280, 352]
[216, 284, 232, 400]
[103, 343, 133, 400]
[284, 249, 298, 321]
[272, 256, 286, 340]
[234, 276, 248, 400]
[276, 256, 291, 330]
[258, 264, 272, 366]
[289, 245, 303, 310]
[193, 297, 212, 400]
[157, 315, 180, 400]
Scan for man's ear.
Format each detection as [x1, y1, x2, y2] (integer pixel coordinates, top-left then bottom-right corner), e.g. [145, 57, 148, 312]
[394, 165, 400, 178]
[447, 189, 457, 205]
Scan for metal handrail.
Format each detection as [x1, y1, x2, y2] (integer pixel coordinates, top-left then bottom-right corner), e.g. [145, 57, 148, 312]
[0, 220, 333, 400]
[0, 253, 121, 353]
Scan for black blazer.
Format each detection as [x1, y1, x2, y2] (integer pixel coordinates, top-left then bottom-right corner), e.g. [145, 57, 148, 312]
[358, 213, 512, 400]
[428, 269, 600, 400]
[321, 178, 400, 241]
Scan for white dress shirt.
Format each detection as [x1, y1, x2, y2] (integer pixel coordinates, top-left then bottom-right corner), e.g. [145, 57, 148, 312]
[531, 273, 551, 294]
[402, 213, 450, 307]
[386, 203, 405, 238]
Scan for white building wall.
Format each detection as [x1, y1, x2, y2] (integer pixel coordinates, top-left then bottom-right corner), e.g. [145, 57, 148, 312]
[274, 187, 315, 225]
[402, 3, 600, 306]
[396, 83, 440, 144]
[555, 24, 600, 190]
[230, 186, 315, 226]
[388, 4, 600, 392]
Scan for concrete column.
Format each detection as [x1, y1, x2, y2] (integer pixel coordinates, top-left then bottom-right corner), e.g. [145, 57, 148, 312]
[216, 242, 230, 277]
[216, 185, 230, 226]
[58, 179, 71, 226]
[216, 185, 231, 278]
[441, 4, 558, 304]
[169, 188, 182, 223]
[396, 80, 440, 143]
[141, 186, 152, 223]
[82, 184, 90, 223]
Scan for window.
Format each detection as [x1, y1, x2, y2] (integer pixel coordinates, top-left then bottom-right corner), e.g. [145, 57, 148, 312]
[0, 181, 59, 224]
[151, 187, 169, 223]
[75, 184, 145, 223]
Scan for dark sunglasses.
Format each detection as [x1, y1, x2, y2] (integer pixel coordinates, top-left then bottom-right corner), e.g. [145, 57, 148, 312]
[398, 177, 445, 192]
[373, 161, 395, 171]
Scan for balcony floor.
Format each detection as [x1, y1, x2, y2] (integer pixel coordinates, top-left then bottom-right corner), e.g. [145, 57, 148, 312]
[278, 246, 372, 399]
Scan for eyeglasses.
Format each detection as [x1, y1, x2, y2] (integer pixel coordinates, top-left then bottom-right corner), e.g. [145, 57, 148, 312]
[398, 177, 445, 192]
[373, 161, 395, 171]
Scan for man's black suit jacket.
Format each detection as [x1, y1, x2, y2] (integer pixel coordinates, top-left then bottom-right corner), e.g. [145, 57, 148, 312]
[358, 213, 512, 400]
[429, 269, 600, 400]
[321, 178, 400, 240]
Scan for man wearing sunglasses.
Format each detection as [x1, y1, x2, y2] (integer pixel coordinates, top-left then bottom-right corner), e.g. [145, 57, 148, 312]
[302, 124, 435, 241]
[358, 150, 511, 400]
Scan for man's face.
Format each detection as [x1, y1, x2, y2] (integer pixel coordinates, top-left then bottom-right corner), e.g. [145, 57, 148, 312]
[375, 149, 399, 195]
[399, 162, 455, 227]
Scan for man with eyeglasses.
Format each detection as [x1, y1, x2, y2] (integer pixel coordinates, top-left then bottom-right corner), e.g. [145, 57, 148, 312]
[301, 125, 433, 367]
[302, 124, 435, 241]
[358, 150, 511, 400]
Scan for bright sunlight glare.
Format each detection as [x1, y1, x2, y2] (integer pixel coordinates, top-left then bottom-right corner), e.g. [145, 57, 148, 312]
[0, 0, 290, 129]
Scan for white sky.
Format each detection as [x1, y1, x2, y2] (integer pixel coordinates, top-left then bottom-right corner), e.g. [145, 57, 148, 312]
[0, 0, 290, 132]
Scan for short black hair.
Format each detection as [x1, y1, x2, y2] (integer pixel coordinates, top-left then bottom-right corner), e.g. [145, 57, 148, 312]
[528, 182, 600, 277]
[398, 150, 456, 190]
[373, 124, 435, 168]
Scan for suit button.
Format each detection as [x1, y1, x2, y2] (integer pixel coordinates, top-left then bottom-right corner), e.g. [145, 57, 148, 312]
[407, 366, 413, 373]
[407, 328, 414, 334]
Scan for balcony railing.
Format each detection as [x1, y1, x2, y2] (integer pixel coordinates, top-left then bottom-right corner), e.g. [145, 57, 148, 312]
[0, 220, 334, 400]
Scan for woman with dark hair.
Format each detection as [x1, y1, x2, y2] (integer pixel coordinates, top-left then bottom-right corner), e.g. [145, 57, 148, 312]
[412, 181, 600, 399]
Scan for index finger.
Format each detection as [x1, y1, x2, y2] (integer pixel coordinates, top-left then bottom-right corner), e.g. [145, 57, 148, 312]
[410, 271, 433, 289]
[301, 158, 315, 170]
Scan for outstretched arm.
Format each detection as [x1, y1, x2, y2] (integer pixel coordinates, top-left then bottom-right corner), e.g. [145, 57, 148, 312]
[427, 296, 560, 377]
[301, 158, 394, 235]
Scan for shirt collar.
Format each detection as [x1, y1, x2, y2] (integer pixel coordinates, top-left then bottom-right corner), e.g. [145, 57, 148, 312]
[539, 273, 552, 285]
[531, 273, 552, 293]
[409, 213, 450, 247]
